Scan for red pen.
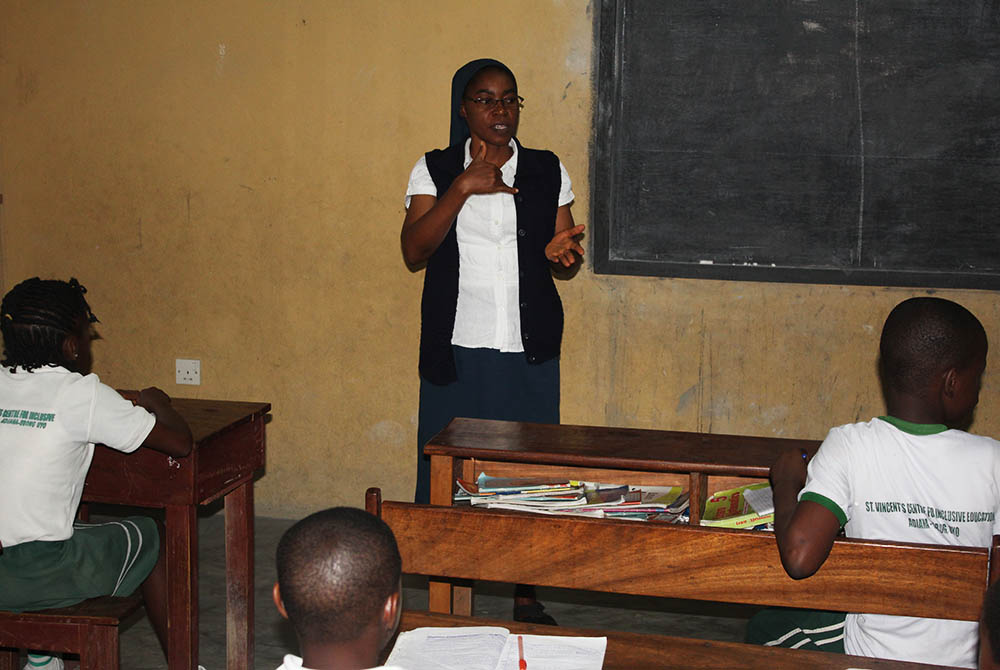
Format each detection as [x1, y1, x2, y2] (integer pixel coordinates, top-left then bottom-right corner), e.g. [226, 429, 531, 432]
[518, 634, 527, 670]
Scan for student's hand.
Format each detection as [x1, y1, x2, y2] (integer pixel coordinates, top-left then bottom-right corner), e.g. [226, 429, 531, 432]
[137, 386, 173, 413]
[770, 448, 809, 492]
[457, 142, 519, 197]
[136, 387, 193, 458]
[770, 447, 840, 580]
[117, 389, 140, 403]
[546, 224, 586, 267]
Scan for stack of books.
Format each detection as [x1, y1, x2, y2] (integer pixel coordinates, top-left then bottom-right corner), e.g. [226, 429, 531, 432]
[454, 473, 690, 522]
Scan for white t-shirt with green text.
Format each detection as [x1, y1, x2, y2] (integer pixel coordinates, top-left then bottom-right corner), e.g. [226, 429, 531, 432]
[801, 416, 1000, 668]
[0, 366, 155, 548]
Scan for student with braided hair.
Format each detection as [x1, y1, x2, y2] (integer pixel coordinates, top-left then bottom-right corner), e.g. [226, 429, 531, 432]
[0, 277, 193, 670]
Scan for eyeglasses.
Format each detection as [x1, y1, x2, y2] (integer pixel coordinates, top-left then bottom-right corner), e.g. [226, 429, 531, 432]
[464, 95, 524, 110]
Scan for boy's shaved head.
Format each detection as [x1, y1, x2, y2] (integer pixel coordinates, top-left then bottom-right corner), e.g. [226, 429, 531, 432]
[880, 297, 986, 397]
[276, 507, 401, 644]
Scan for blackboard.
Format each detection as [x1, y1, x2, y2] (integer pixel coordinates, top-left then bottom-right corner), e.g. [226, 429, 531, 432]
[591, 0, 1000, 289]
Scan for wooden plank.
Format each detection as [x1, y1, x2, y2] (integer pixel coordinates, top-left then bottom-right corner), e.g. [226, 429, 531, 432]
[396, 611, 964, 670]
[225, 483, 254, 670]
[168, 399, 270, 445]
[425, 418, 819, 478]
[0, 620, 85, 654]
[383, 502, 988, 621]
[165, 504, 199, 670]
[0, 595, 141, 624]
[468, 459, 691, 488]
[80, 625, 118, 670]
[427, 455, 457, 613]
[198, 420, 264, 505]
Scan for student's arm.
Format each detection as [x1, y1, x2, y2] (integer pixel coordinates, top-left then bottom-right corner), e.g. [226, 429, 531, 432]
[135, 387, 194, 458]
[401, 143, 517, 265]
[771, 448, 842, 579]
[545, 205, 585, 268]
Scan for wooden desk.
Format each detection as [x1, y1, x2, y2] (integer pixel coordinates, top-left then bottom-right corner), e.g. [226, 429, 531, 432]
[424, 418, 820, 613]
[82, 398, 270, 670]
[425, 418, 820, 520]
[397, 611, 963, 670]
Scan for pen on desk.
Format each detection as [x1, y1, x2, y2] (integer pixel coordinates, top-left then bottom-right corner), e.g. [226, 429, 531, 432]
[518, 634, 526, 670]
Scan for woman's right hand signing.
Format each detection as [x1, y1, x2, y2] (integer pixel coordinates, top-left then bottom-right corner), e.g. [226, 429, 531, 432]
[458, 141, 519, 197]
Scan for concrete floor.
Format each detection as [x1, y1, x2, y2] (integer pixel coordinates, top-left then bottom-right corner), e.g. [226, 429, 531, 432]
[25, 511, 752, 669]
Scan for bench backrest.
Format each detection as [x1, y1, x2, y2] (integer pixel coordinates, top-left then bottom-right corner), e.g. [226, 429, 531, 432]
[366, 489, 992, 622]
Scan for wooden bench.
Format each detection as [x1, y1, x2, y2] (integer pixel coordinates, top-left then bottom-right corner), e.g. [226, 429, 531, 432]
[366, 488, 996, 669]
[0, 593, 143, 670]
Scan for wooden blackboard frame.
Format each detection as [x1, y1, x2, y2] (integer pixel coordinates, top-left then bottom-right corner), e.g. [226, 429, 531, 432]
[590, 0, 1000, 290]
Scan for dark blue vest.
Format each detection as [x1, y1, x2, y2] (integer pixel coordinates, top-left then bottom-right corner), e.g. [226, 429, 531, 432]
[419, 140, 564, 385]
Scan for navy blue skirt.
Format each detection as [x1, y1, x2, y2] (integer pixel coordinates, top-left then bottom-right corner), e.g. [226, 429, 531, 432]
[415, 346, 559, 503]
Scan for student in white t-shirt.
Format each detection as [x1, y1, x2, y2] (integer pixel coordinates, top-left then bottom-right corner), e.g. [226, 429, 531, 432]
[752, 297, 1000, 667]
[272, 507, 406, 670]
[0, 277, 193, 670]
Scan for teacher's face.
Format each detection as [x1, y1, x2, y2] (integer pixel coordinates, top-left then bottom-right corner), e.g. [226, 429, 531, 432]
[460, 68, 520, 147]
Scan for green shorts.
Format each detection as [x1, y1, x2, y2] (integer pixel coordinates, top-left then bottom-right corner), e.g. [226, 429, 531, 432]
[746, 607, 847, 652]
[0, 517, 160, 612]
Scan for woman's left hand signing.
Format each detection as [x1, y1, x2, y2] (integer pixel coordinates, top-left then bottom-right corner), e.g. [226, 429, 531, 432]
[545, 224, 586, 267]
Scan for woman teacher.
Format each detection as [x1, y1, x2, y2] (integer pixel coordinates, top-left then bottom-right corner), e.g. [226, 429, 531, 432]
[401, 59, 583, 624]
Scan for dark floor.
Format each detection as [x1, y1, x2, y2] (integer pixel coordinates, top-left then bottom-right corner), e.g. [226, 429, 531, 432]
[31, 512, 751, 669]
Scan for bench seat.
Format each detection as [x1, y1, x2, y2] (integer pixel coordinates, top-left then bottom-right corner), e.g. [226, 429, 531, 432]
[0, 593, 143, 670]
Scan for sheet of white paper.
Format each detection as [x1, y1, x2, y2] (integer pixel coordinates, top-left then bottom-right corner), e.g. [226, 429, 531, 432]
[496, 634, 607, 670]
[384, 627, 607, 670]
[742, 485, 774, 515]
[385, 626, 510, 670]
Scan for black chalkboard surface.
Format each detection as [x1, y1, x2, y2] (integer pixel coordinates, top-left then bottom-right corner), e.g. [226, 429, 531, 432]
[591, 0, 1000, 288]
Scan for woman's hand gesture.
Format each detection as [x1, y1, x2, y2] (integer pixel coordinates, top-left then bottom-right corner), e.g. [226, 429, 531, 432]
[458, 142, 518, 197]
[545, 224, 586, 267]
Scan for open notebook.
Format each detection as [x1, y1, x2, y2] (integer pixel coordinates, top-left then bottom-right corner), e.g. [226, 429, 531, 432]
[385, 626, 607, 670]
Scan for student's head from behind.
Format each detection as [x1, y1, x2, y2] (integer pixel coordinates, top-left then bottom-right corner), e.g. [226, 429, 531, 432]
[0, 277, 99, 375]
[879, 297, 987, 428]
[274, 507, 402, 655]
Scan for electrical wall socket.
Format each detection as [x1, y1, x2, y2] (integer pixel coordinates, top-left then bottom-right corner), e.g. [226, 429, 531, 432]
[175, 358, 201, 385]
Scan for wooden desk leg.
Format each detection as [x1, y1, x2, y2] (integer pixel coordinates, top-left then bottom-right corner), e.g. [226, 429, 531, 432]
[80, 624, 118, 670]
[165, 504, 198, 670]
[451, 579, 473, 615]
[0, 649, 18, 670]
[428, 455, 456, 613]
[688, 473, 708, 525]
[450, 458, 475, 616]
[225, 482, 254, 670]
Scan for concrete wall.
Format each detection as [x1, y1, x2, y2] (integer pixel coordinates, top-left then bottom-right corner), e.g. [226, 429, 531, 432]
[1, 1, 996, 518]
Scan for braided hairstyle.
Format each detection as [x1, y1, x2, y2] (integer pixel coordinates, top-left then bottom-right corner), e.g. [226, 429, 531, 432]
[0, 277, 98, 372]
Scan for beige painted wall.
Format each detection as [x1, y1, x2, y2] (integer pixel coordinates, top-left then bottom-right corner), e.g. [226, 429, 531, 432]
[1, 1, 996, 518]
